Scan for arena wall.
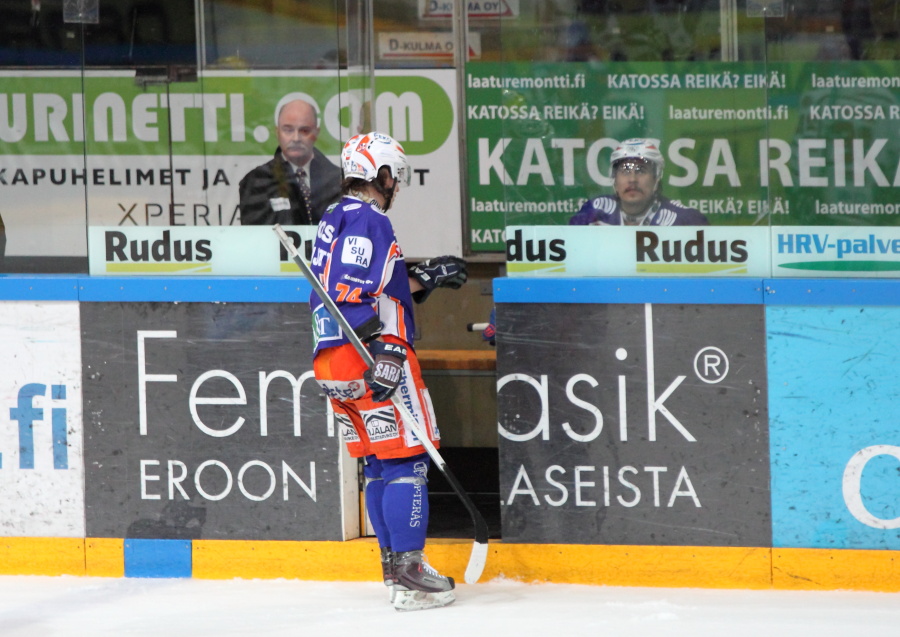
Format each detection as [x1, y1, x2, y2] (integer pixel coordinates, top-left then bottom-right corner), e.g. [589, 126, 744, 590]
[1, 275, 898, 591]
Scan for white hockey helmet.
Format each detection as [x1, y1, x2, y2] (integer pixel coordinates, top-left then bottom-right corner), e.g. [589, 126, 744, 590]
[341, 131, 411, 187]
[610, 138, 664, 181]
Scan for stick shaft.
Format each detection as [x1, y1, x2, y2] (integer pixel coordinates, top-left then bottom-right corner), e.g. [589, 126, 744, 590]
[272, 225, 489, 553]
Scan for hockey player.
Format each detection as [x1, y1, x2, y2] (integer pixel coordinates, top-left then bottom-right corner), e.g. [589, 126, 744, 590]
[308, 131, 468, 612]
[569, 138, 709, 226]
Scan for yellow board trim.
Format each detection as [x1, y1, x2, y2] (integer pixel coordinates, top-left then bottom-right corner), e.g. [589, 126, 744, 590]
[0, 538, 85, 576]
[773, 547, 900, 592]
[193, 540, 769, 590]
[474, 543, 772, 589]
[192, 538, 383, 581]
[86, 538, 125, 578]
[4, 538, 900, 592]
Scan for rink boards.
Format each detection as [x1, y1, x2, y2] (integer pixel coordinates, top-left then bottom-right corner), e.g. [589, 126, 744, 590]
[0, 275, 898, 591]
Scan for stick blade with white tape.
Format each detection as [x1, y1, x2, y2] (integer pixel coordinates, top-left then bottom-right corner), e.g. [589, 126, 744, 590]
[273, 224, 489, 585]
[465, 541, 489, 585]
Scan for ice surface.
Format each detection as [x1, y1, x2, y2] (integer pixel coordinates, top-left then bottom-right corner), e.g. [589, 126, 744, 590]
[0, 575, 897, 636]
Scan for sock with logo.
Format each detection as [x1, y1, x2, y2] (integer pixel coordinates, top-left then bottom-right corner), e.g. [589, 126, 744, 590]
[380, 453, 431, 553]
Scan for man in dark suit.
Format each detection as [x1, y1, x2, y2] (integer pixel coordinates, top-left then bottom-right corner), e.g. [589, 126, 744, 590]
[238, 99, 342, 225]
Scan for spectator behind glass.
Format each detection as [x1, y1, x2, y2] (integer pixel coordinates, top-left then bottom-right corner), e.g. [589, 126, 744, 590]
[570, 138, 708, 226]
[238, 99, 341, 226]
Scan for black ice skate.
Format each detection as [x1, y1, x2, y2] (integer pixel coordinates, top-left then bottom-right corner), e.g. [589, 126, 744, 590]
[392, 550, 455, 612]
[380, 547, 397, 602]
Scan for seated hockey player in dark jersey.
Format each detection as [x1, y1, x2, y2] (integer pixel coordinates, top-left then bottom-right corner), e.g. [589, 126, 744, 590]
[308, 131, 468, 611]
[569, 138, 708, 227]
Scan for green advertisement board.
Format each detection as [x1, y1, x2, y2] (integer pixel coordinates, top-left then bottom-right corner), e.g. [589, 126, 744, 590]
[0, 70, 461, 261]
[466, 61, 900, 252]
[0, 71, 452, 156]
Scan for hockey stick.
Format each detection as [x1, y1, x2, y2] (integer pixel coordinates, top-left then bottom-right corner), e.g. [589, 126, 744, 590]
[273, 224, 489, 584]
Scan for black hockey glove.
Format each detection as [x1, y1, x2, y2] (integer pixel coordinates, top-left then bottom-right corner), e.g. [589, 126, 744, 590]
[364, 340, 408, 403]
[408, 255, 468, 303]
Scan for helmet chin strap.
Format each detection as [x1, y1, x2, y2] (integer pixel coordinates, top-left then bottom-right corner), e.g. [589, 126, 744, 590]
[372, 170, 398, 211]
[382, 182, 398, 211]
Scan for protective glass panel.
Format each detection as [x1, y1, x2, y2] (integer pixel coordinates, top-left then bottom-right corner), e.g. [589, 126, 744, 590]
[467, 0, 771, 261]
[0, 1, 352, 275]
[762, 1, 900, 277]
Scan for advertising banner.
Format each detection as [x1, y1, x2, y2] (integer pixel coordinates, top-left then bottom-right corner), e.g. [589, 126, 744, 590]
[505, 225, 770, 277]
[420, 0, 520, 19]
[768, 306, 900, 550]
[504, 224, 900, 278]
[88, 225, 318, 276]
[496, 301, 771, 546]
[0, 302, 84, 537]
[466, 61, 900, 252]
[772, 226, 900, 276]
[1, 69, 461, 261]
[81, 301, 348, 541]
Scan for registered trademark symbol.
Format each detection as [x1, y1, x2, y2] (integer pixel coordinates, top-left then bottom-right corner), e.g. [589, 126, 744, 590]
[693, 346, 729, 384]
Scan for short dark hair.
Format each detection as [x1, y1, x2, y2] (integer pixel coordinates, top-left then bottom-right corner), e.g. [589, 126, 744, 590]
[340, 166, 394, 198]
[340, 176, 367, 196]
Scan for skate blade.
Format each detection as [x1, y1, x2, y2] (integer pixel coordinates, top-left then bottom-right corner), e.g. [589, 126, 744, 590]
[393, 589, 455, 612]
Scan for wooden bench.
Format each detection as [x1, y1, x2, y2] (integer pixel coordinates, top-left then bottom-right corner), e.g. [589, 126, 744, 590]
[416, 349, 496, 372]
